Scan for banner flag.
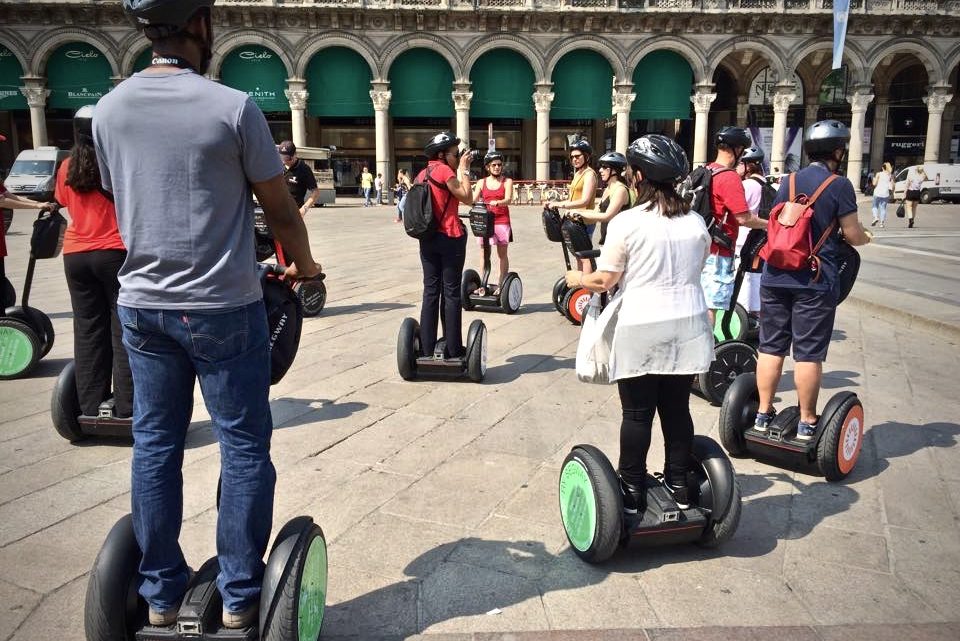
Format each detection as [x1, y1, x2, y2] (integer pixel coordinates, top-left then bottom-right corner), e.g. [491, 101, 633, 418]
[833, 0, 851, 70]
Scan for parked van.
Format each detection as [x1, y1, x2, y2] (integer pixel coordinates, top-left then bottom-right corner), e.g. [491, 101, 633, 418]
[3, 146, 70, 201]
[892, 163, 960, 204]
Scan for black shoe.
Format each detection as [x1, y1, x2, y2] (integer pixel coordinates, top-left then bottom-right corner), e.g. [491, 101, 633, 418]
[663, 481, 691, 510]
[619, 478, 646, 514]
[908, 219, 914, 228]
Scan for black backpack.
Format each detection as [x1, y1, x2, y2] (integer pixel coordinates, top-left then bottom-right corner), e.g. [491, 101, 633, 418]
[261, 273, 303, 385]
[749, 176, 778, 220]
[403, 166, 448, 240]
[680, 165, 735, 250]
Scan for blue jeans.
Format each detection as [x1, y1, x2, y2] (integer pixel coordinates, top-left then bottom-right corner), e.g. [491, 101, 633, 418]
[363, 187, 372, 206]
[118, 301, 276, 614]
[871, 195, 889, 223]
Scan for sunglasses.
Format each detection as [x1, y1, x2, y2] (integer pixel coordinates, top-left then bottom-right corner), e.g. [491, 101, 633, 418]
[489, 163, 503, 167]
[570, 153, 583, 160]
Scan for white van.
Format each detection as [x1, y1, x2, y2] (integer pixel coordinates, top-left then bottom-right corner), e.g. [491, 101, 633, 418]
[892, 163, 960, 204]
[3, 146, 70, 201]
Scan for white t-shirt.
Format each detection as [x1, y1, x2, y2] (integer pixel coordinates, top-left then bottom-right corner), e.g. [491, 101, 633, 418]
[596, 203, 714, 379]
[375, 176, 383, 190]
[742, 177, 762, 215]
[873, 170, 892, 198]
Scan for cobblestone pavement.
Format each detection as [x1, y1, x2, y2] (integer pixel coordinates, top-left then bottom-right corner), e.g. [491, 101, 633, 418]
[0, 199, 958, 640]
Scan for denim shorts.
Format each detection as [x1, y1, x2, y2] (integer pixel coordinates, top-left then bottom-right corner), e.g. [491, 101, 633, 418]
[700, 254, 735, 310]
[759, 286, 837, 362]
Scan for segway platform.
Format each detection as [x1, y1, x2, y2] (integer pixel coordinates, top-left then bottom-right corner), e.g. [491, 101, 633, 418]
[719, 372, 865, 481]
[397, 317, 487, 382]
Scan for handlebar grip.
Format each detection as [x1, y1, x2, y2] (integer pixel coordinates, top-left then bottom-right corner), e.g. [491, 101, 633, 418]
[574, 249, 601, 260]
[259, 263, 287, 276]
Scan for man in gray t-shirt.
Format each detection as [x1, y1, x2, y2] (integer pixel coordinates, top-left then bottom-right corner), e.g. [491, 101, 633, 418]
[94, 0, 321, 631]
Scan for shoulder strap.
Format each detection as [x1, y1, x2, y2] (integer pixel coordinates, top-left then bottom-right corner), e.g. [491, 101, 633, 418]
[788, 173, 797, 201]
[808, 175, 841, 257]
[749, 176, 767, 188]
[806, 173, 839, 207]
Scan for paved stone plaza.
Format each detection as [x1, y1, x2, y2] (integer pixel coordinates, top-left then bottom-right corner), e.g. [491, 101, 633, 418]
[1, 199, 959, 641]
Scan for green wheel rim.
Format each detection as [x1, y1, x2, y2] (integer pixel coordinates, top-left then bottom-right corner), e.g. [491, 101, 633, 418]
[559, 458, 597, 552]
[297, 534, 327, 641]
[0, 326, 34, 376]
[713, 309, 742, 342]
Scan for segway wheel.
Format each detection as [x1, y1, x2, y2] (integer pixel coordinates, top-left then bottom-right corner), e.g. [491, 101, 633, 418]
[297, 278, 327, 317]
[559, 445, 623, 564]
[461, 269, 481, 311]
[0, 318, 40, 380]
[552, 277, 567, 315]
[698, 341, 757, 406]
[713, 304, 749, 342]
[84, 515, 144, 641]
[51, 361, 85, 442]
[562, 287, 591, 326]
[500, 273, 523, 314]
[36, 310, 55, 358]
[690, 436, 742, 549]
[717, 373, 758, 457]
[466, 319, 487, 383]
[260, 517, 328, 641]
[397, 318, 420, 381]
[816, 393, 865, 481]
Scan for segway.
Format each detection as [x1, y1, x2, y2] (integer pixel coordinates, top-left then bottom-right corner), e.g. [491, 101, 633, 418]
[255, 205, 326, 317]
[542, 207, 590, 325]
[397, 313, 486, 383]
[559, 435, 742, 564]
[84, 512, 327, 641]
[0, 207, 62, 380]
[461, 200, 522, 314]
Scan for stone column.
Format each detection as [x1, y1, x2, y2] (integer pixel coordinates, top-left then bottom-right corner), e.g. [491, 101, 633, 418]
[846, 86, 873, 192]
[285, 79, 309, 149]
[20, 78, 49, 148]
[612, 84, 635, 154]
[533, 84, 554, 181]
[801, 99, 820, 166]
[690, 84, 716, 168]
[370, 81, 392, 189]
[922, 85, 954, 163]
[869, 99, 889, 170]
[770, 83, 797, 174]
[452, 82, 472, 149]
[736, 95, 749, 128]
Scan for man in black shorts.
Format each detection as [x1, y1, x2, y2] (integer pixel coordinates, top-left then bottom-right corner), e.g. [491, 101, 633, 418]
[278, 140, 319, 216]
[754, 120, 872, 440]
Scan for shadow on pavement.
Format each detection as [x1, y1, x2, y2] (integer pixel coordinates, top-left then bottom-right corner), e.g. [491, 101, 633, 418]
[853, 420, 960, 482]
[484, 353, 574, 384]
[319, 301, 413, 317]
[270, 397, 370, 430]
[776, 369, 861, 393]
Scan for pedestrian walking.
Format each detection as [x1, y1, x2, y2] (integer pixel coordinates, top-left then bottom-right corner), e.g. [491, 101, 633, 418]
[871, 162, 893, 228]
[374, 173, 383, 205]
[361, 166, 374, 206]
[904, 164, 926, 228]
[394, 168, 411, 223]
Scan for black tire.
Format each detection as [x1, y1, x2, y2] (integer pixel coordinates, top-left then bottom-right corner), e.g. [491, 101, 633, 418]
[298, 278, 327, 317]
[397, 318, 419, 381]
[0, 317, 41, 380]
[260, 517, 328, 641]
[919, 189, 932, 205]
[698, 341, 757, 406]
[717, 373, 758, 457]
[816, 393, 864, 482]
[552, 277, 567, 314]
[561, 287, 590, 326]
[51, 360, 85, 442]
[558, 445, 623, 564]
[499, 273, 522, 314]
[691, 436, 742, 549]
[84, 514, 144, 641]
[34, 309, 54, 358]
[461, 269, 481, 311]
[466, 319, 486, 383]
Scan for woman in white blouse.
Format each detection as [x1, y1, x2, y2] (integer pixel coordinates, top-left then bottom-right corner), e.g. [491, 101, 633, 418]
[565, 134, 713, 514]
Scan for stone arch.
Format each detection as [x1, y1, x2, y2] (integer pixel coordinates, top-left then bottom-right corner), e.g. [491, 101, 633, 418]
[946, 43, 960, 84]
[295, 32, 379, 79]
[788, 38, 869, 88]
[543, 36, 626, 83]
[462, 35, 544, 81]
[866, 39, 945, 87]
[380, 34, 462, 81]
[626, 37, 707, 85]
[872, 53, 933, 98]
[0, 33, 31, 73]
[716, 59, 744, 97]
[117, 31, 153, 77]
[29, 27, 120, 77]
[706, 37, 788, 86]
[210, 32, 294, 79]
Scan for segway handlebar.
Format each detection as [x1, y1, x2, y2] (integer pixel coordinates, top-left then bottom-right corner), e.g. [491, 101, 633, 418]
[574, 249, 601, 260]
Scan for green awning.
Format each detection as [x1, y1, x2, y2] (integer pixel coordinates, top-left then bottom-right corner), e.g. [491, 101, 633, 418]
[46, 43, 113, 110]
[220, 45, 289, 113]
[469, 49, 535, 119]
[133, 48, 152, 74]
[305, 47, 373, 117]
[632, 51, 692, 120]
[551, 50, 612, 120]
[388, 49, 454, 118]
[0, 45, 27, 110]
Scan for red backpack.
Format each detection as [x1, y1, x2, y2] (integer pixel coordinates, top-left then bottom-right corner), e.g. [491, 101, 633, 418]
[760, 173, 838, 279]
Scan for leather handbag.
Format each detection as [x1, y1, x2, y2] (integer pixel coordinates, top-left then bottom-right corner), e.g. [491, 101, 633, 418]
[896, 202, 906, 218]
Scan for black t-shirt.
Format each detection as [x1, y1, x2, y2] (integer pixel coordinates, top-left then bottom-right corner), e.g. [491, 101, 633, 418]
[283, 159, 318, 207]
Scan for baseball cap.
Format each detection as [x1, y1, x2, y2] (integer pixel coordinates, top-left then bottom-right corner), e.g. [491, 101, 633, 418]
[278, 141, 296, 156]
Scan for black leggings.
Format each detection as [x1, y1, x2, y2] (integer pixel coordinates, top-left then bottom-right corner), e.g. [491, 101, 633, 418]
[418, 232, 467, 358]
[617, 374, 694, 488]
[63, 249, 133, 417]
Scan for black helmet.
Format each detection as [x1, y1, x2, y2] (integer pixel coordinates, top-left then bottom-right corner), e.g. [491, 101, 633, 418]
[483, 151, 503, 166]
[627, 134, 690, 184]
[716, 126, 751, 150]
[74, 105, 95, 145]
[740, 146, 764, 164]
[569, 138, 592, 157]
[803, 119, 851, 156]
[424, 131, 460, 158]
[597, 151, 627, 172]
[123, 0, 214, 34]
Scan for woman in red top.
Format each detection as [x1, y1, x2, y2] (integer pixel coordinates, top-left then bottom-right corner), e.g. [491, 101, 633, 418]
[471, 151, 513, 295]
[55, 106, 132, 418]
[415, 131, 474, 358]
